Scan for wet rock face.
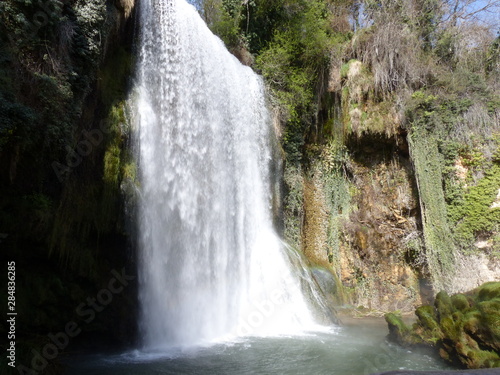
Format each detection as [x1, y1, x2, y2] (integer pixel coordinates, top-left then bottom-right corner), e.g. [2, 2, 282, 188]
[303, 175, 331, 266]
[339, 139, 423, 312]
[385, 282, 500, 369]
[300, 135, 425, 313]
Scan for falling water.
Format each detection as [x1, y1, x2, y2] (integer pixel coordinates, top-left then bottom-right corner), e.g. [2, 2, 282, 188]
[135, 0, 319, 349]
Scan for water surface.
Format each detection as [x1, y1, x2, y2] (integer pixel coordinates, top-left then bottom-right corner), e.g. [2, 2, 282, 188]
[64, 322, 451, 375]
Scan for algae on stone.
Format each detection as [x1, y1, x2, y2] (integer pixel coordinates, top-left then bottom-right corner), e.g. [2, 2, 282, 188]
[385, 282, 500, 369]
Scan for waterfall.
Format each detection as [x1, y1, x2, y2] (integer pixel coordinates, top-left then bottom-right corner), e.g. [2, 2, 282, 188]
[135, 0, 319, 349]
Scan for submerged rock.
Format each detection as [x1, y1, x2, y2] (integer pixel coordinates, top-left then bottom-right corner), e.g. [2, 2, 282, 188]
[385, 282, 500, 369]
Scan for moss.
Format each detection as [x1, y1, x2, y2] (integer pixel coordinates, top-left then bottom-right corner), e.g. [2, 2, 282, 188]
[450, 164, 500, 244]
[385, 312, 425, 346]
[440, 314, 462, 342]
[463, 310, 481, 334]
[476, 281, 500, 302]
[406, 77, 498, 285]
[435, 290, 454, 319]
[466, 349, 500, 369]
[451, 293, 470, 311]
[104, 145, 121, 187]
[386, 313, 408, 337]
[408, 127, 456, 291]
[414, 305, 443, 343]
[49, 99, 133, 272]
[387, 282, 500, 369]
[99, 47, 133, 107]
[283, 163, 305, 248]
[46, 23, 136, 266]
[122, 160, 137, 181]
[477, 299, 500, 349]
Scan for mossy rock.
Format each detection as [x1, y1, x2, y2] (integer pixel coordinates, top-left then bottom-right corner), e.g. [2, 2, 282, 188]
[466, 349, 500, 369]
[463, 310, 481, 335]
[435, 290, 454, 319]
[476, 282, 500, 302]
[451, 293, 470, 311]
[477, 299, 500, 350]
[415, 305, 441, 332]
[440, 313, 462, 342]
[386, 282, 500, 369]
[385, 313, 424, 346]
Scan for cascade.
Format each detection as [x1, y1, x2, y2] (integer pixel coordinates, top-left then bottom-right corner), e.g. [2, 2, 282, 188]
[135, 0, 320, 348]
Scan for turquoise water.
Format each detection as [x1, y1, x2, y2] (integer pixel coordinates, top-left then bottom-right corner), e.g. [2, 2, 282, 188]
[64, 321, 452, 375]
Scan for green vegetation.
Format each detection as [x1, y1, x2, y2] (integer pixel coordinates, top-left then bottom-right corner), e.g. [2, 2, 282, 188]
[319, 140, 351, 269]
[0, 0, 498, 367]
[204, 0, 500, 304]
[254, 0, 340, 164]
[283, 163, 305, 248]
[406, 79, 499, 260]
[204, 0, 499, 315]
[206, 0, 350, 164]
[449, 164, 500, 245]
[0, 0, 111, 175]
[0, 0, 136, 267]
[386, 282, 500, 369]
[0, 1, 137, 370]
[408, 125, 456, 291]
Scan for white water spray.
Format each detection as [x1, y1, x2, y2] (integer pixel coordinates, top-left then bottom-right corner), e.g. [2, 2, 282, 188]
[135, 0, 319, 348]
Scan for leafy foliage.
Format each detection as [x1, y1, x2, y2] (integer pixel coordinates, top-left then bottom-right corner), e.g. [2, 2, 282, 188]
[449, 164, 500, 244]
[0, 0, 112, 183]
[0, 0, 135, 274]
[204, 0, 500, 297]
[255, 0, 343, 163]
